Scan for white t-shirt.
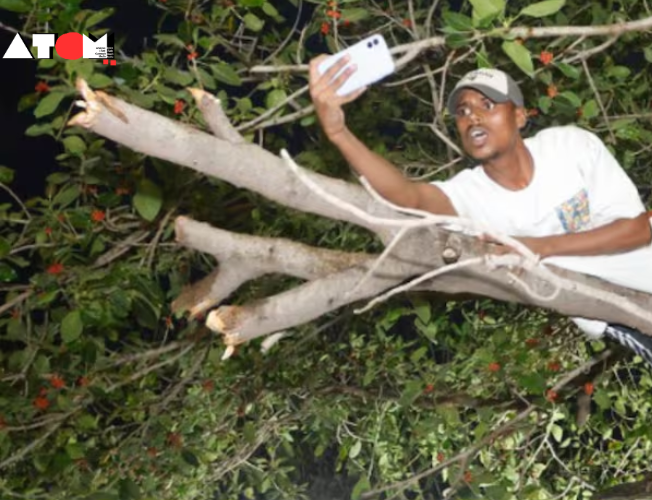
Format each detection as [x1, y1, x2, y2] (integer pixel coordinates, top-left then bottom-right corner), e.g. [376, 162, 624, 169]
[432, 125, 652, 337]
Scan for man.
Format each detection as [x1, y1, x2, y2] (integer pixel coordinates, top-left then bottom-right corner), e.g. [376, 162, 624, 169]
[308, 55, 652, 367]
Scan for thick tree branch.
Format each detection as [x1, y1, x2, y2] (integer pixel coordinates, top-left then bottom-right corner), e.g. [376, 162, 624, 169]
[188, 88, 244, 143]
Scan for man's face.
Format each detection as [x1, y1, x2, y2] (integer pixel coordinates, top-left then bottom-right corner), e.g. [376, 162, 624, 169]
[453, 89, 526, 162]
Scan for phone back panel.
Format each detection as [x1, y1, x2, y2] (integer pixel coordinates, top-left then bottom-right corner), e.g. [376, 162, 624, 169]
[318, 35, 395, 96]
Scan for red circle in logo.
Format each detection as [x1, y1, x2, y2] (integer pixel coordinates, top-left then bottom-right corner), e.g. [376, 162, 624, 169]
[55, 32, 83, 60]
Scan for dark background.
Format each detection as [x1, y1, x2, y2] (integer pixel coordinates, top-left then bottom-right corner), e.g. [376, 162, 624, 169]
[0, 0, 161, 201]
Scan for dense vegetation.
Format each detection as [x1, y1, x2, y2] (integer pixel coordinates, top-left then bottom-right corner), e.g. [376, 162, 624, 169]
[1, 0, 652, 499]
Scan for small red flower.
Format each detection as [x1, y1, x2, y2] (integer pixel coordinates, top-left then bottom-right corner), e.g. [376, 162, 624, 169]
[327, 0, 337, 6]
[47, 263, 64, 275]
[34, 396, 50, 410]
[44, 227, 52, 235]
[463, 470, 472, 482]
[547, 84, 558, 98]
[488, 362, 501, 372]
[320, 22, 330, 35]
[174, 99, 185, 115]
[343, 19, 350, 27]
[147, 447, 158, 458]
[423, 383, 434, 394]
[77, 376, 90, 387]
[540, 51, 554, 65]
[326, 10, 341, 19]
[10, 308, 19, 319]
[0, 416, 6, 430]
[187, 51, 198, 61]
[202, 379, 215, 392]
[547, 361, 561, 372]
[545, 389, 558, 402]
[115, 186, 130, 195]
[584, 382, 594, 395]
[525, 338, 539, 348]
[91, 210, 105, 222]
[165, 316, 173, 328]
[50, 375, 65, 389]
[402, 18, 412, 27]
[436, 452, 444, 462]
[35, 81, 50, 93]
[167, 432, 183, 448]
[577, 107, 584, 117]
[57, 214, 66, 223]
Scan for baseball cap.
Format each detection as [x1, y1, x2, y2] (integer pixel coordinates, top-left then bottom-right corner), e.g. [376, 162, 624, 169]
[447, 68, 524, 115]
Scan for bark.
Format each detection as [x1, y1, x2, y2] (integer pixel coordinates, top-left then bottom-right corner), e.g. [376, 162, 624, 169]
[68, 80, 652, 349]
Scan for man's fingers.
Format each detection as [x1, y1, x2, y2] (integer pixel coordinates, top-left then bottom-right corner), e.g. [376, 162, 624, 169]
[310, 56, 353, 97]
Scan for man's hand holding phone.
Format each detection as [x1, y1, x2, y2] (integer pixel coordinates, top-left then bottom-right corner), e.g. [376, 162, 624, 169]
[308, 55, 367, 142]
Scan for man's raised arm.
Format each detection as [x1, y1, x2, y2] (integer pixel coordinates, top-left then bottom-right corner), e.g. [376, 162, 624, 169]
[308, 55, 457, 216]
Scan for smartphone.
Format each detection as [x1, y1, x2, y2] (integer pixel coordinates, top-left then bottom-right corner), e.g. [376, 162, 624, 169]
[317, 34, 395, 97]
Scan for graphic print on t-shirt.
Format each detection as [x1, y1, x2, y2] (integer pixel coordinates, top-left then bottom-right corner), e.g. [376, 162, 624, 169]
[556, 188, 590, 233]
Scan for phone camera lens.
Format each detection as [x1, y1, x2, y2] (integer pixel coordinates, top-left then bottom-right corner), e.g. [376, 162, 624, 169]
[367, 42, 373, 48]
[373, 39, 379, 45]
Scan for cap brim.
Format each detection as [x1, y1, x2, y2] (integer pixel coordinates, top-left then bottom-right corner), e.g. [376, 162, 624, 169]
[447, 84, 511, 115]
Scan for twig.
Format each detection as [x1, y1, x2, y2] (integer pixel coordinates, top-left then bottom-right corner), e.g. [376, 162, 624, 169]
[581, 58, 616, 143]
[0, 182, 31, 221]
[0, 290, 33, 317]
[252, 104, 314, 131]
[563, 36, 619, 64]
[144, 206, 176, 269]
[237, 85, 309, 131]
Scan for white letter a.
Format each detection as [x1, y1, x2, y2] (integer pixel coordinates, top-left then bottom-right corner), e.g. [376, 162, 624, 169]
[3, 33, 33, 59]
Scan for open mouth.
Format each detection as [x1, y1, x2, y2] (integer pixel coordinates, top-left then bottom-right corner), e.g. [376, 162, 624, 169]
[467, 127, 488, 146]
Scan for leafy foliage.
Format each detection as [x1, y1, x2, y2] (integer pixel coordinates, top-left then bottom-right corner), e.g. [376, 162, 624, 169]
[1, 0, 652, 499]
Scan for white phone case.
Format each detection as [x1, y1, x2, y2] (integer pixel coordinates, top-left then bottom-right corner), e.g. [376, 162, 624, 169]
[317, 34, 395, 97]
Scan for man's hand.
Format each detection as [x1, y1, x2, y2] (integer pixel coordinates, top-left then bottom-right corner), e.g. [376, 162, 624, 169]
[308, 55, 368, 141]
[483, 235, 550, 258]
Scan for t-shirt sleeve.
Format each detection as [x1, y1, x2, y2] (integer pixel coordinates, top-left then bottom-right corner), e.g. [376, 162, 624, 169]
[574, 127, 645, 221]
[430, 170, 476, 219]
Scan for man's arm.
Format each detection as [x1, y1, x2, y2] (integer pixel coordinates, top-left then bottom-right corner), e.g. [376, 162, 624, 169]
[516, 213, 652, 258]
[308, 55, 457, 216]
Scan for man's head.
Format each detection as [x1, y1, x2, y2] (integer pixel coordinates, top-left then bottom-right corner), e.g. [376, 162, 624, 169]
[447, 69, 528, 162]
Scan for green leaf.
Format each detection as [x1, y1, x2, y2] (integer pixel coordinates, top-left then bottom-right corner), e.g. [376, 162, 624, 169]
[351, 476, 371, 500]
[34, 92, 66, 118]
[581, 99, 599, 119]
[0, 263, 17, 282]
[85, 8, 114, 28]
[0, 0, 30, 13]
[349, 440, 362, 459]
[262, 2, 279, 17]
[46, 172, 71, 184]
[63, 136, 87, 155]
[551, 424, 563, 442]
[265, 89, 287, 110]
[410, 347, 428, 364]
[244, 12, 264, 31]
[0, 238, 10, 257]
[556, 62, 580, 79]
[154, 34, 186, 48]
[442, 11, 474, 31]
[0, 166, 15, 184]
[502, 40, 534, 76]
[399, 380, 423, 407]
[61, 310, 83, 343]
[645, 47, 652, 63]
[33, 355, 50, 374]
[53, 185, 81, 208]
[163, 68, 193, 86]
[119, 478, 141, 500]
[339, 8, 370, 23]
[25, 123, 53, 137]
[65, 442, 85, 460]
[559, 91, 581, 107]
[133, 179, 163, 221]
[88, 73, 114, 88]
[65, 58, 94, 80]
[607, 65, 631, 80]
[519, 0, 565, 17]
[211, 63, 242, 86]
[469, 0, 505, 25]
[181, 449, 200, 467]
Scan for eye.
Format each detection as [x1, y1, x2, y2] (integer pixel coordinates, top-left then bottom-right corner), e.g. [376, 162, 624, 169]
[483, 100, 496, 111]
[456, 106, 471, 117]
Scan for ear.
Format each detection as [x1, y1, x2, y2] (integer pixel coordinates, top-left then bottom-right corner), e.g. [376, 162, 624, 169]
[515, 106, 528, 129]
